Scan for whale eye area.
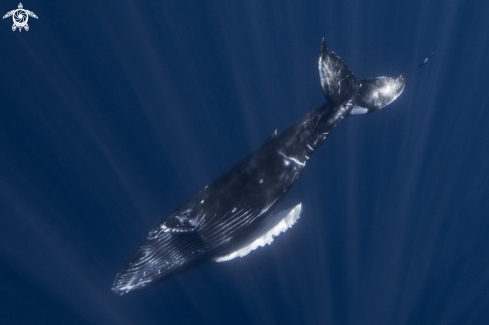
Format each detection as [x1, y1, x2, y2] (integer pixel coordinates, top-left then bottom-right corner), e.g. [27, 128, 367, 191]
[162, 209, 197, 232]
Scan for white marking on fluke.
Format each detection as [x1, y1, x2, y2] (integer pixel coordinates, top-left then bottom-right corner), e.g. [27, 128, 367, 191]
[213, 203, 302, 262]
[350, 105, 369, 115]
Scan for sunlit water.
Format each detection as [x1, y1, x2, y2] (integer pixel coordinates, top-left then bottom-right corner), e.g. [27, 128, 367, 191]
[1, 1, 488, 324]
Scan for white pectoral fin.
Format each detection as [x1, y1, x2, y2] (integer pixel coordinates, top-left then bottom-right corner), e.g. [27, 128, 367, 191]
[214, 203, 302, 262]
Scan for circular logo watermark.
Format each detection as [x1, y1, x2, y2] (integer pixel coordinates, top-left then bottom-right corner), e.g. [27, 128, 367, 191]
[2, 3, 38, 32]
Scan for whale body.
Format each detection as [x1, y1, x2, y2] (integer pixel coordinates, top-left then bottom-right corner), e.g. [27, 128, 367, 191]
[112, 40, 406, 295]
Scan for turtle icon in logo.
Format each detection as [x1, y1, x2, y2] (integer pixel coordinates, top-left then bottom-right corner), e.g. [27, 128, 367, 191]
[3, 3, 38, 32]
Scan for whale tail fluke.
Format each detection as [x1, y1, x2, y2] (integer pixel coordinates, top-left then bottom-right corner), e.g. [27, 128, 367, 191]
[350, 74, 406, 115]
[319, 39, 357, 108]
[319, 39, 406, 116]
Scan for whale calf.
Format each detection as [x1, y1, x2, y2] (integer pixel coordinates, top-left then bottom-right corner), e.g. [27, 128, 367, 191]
[112, 40, 406, 295]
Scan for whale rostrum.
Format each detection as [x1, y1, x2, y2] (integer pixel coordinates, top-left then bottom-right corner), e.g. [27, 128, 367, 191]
[112, 40, 406, 295]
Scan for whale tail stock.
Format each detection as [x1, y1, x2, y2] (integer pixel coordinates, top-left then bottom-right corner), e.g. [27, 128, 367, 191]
[318, 39, 406, 116]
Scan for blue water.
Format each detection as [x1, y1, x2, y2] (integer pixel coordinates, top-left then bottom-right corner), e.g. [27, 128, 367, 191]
[1, 0, 488, 324]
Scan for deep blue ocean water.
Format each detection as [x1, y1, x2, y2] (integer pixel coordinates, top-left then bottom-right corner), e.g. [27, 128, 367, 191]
[1, 0, 488, 324]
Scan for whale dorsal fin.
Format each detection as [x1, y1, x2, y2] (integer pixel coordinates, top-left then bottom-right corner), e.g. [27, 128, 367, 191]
[213, 203, 302, 262]
[318, 39, 357, 108]
[262, 129, 278, 144]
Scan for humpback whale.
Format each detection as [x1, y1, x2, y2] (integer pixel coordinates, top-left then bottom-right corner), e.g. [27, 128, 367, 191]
[112, 40, 406, 295]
